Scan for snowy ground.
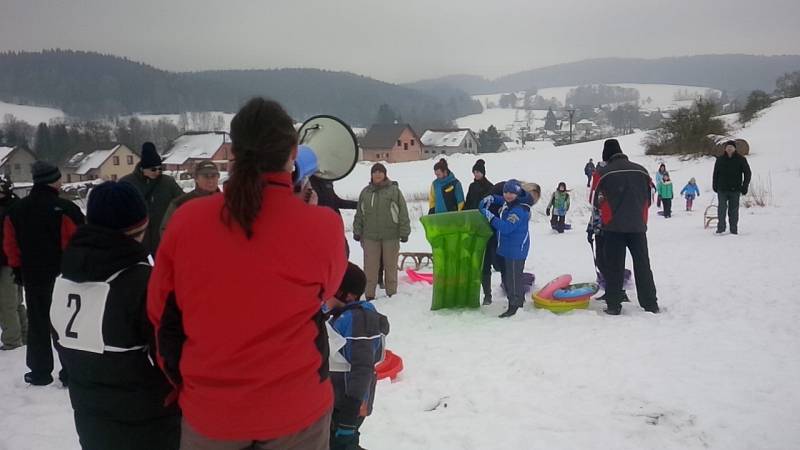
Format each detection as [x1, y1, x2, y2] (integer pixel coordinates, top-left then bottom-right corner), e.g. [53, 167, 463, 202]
[0, 100, 65, 125]
[2, 99, 800, 450]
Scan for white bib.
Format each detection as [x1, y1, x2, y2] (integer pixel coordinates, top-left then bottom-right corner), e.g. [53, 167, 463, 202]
[50, 263, 149, 354]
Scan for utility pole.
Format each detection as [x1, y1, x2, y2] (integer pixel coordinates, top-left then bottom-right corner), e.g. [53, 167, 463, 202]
[566, 108, 576, 144]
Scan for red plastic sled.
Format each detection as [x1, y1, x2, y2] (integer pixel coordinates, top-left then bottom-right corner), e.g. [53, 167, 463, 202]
[405, 268, 433, 285]
[376, 350, 403, 381]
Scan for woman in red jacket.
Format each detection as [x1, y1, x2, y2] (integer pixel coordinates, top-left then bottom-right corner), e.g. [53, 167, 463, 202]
[148, 98, 347, 450]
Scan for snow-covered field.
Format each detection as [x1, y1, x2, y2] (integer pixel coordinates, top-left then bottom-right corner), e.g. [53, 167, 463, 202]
[0, 100, 65, 125]
[2, 98, 800, 450]
[465, 84, 722, 133]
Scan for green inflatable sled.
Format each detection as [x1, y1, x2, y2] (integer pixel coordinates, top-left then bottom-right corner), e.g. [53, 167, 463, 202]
[419, 210, 494, 310]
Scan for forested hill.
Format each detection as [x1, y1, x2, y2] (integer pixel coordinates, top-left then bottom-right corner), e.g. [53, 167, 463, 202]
[0, 50, 481, 127]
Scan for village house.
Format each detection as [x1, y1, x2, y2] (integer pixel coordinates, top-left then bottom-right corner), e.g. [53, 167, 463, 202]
[0, 146, 37, 183]
[162, 132, 231, 173]
[360, 124, 422, 163]
[62, 144, 140, 183]
[420, 129, 479, 158]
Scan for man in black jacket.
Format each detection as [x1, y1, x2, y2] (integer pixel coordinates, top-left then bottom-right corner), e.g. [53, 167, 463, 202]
[713, 141, 752, 235]
[3, 162, 85, 385]
[464, 160, 495, 304]
[52, 181, 179, 450]
[595, 139, 659, 315]
[160, 160, 221, 235]
[120, 142, 183, 256]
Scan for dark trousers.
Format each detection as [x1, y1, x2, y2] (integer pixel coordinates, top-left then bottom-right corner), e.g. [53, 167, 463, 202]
[481, 236, 498, 298]
[501, 258, 525, 308]
[717, 191, 741, 233]
[75, 411, 180, 450]
[24, 282, 66, 381]
[330, 410, 366, 450]
[662, 198, 672, 218]
[603, 232, 658, 311]
[594, 233, 608, 279]
[586, 174, 592, 187]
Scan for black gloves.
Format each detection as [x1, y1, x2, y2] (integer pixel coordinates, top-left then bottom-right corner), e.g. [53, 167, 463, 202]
[741, 186, 748, 195]
[353, 234, 361, 242]
[400, 237, 408, 243]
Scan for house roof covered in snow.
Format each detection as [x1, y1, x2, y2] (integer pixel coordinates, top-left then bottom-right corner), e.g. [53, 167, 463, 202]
[162, 132, 229, 165]
[0, 147, 15, 166]
[420, 129, 474, 148]
[65, 145, 122, 175]
[361, 124, 416, 149]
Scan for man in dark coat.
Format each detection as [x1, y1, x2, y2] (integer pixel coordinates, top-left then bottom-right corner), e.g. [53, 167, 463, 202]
[120, 142, 183, 255]
[53, 181, 179, 450]
[3, 162, 85, 385]
[595, 139, 659, 315]
[712, 140, 752, 235]
[464, 159, 495, 304]
[160, 160, 221, 235]
[584, 158, 595, 187]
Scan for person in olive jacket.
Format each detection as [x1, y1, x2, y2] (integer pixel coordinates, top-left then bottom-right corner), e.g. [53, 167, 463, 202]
[712, 140, 752, 235]
[353, 163, 411, 299]
[160, 160, 221, 236]
[120, 142, 183, 256]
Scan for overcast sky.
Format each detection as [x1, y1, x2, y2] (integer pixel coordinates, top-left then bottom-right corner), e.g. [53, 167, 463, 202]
[2, 0, 799, 83]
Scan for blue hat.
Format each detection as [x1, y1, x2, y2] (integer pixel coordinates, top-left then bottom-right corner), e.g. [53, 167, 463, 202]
[87, 182, 148, 233]
[503, 179, 522, 195]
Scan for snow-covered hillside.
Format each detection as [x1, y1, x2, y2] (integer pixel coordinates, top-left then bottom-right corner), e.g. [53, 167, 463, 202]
[2, 98, 799, 450]
[465, 84, 721, 133]
[0, 101, 65, 125]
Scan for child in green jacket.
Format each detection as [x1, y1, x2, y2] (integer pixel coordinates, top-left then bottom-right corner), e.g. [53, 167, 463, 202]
[657, 174, 674, 218]
[546, 182, 570, 233]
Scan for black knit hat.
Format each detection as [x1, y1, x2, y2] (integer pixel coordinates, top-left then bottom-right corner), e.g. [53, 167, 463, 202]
[602, 139, 623, 162]
[31, 161, 62, 185]
[472, 159, 486, 176]
[140, 142, 162, 169]
[87, 181, 148, 234]
[336, 262, 367, 301]
[371, 163, 387, 175]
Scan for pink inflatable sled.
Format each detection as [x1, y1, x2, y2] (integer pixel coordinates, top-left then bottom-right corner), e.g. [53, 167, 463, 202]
[406, 268, 433, 285]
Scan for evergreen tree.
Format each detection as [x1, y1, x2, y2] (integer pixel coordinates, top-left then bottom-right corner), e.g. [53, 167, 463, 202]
[34, 123, 53, 161]
[544, 108, 558, 131]
[739, 90, 773, 124]
[375, 104, 398, 124]
[478, 125, 503, 153]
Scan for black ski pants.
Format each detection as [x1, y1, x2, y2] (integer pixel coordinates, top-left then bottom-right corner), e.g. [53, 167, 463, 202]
[603, 231, 658, 311]
[24, 281, 67, 382]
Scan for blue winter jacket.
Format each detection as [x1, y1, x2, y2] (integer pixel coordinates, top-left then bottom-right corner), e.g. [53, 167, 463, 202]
[680, 183, 700, 198]
[429, 173, 465, 214]
[484, 193, 532, 260]
[328, 301, 389, 416]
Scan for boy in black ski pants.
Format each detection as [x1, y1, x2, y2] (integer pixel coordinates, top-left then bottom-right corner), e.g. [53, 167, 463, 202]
[326, 263, 390, 450]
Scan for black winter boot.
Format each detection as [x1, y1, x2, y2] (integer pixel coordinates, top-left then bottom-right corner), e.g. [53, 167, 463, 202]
[604, 305, 622, 316]
[483, 295, 492, 306]
[499, 305, 520, 318]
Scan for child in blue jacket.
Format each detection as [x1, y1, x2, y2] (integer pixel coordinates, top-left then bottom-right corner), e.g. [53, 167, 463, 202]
[479, 179, 534, 318]
[325, 263, 390, 450]
[680, 177, 700, 211]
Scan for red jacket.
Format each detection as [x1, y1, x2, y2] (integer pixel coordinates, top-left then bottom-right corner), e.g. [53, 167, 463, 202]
[148, 172, 346, 440]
